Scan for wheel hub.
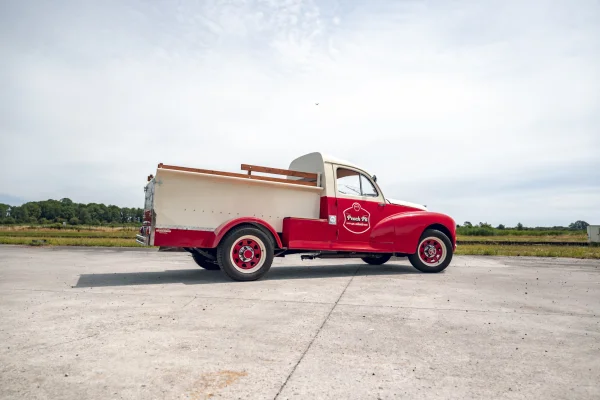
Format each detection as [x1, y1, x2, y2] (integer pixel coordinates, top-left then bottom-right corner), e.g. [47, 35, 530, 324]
[419, 238, 444, 264]
[231, 237, 263, 271]
[424, 244, 437, 258]
[239, 246, 255, 262]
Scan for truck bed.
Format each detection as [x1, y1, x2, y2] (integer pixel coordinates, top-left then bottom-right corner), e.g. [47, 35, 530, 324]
[151, 163, 324, 235]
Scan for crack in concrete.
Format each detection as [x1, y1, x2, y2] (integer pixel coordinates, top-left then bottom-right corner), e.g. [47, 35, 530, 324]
[273, 265, 361, 400]
[182, 296, 197, 308]
[22, 333, 100, 352]
[3, 287, 598, 318]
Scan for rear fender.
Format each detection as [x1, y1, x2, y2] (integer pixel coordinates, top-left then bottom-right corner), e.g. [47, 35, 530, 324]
[371, 212, 456, 254]
[212, 217, 284, 249]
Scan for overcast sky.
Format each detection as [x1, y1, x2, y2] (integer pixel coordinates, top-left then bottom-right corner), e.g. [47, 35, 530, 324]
[1, 0, 599, 227]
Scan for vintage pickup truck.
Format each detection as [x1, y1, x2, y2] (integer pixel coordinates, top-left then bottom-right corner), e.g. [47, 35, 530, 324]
[137, 152, 456, 281]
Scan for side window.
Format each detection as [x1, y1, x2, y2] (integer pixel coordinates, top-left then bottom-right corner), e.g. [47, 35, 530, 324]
[336, 168, 379, 198]
[336, 168, 362, 196]
[360, 174, 378, 197]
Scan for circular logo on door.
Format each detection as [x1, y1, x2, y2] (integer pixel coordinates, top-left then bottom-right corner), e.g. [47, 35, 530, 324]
[343, 202, 371, 234]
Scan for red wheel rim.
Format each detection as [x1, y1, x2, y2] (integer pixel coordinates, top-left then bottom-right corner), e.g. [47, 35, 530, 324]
[418, 237, 445, 266]
[231, 236, 263, 271]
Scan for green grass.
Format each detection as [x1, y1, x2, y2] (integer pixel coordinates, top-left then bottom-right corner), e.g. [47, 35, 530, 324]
[0, 226, 597, 259]
[0, 236, 143, 247]
[0, 230, 136, 239]
[455, 244, 600, 259]
[457, 227, 585, 237]
[457, 234, 588, 243]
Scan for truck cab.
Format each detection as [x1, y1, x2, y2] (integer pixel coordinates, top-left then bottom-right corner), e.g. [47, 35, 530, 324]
[137, 152, 456, 281]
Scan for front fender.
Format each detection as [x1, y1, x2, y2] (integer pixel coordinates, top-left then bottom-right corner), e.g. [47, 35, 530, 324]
[370, 212, 456, 254]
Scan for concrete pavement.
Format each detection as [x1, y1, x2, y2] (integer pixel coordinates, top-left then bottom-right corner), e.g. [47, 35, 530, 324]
[0, 246, 599, 399]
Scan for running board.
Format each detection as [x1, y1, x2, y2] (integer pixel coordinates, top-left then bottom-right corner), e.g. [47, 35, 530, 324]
[301, 252, 373, 260]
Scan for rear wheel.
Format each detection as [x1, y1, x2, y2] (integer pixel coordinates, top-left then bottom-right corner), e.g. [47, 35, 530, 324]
[361, 254, 392, 265]
[408, 229, 453, 273]
[216, 226, 274, 281]
[191, 251, 220, 270]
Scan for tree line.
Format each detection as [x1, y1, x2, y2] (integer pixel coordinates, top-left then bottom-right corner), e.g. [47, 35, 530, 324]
[0, 199, 144, 226]
[457, 220, 590, 236]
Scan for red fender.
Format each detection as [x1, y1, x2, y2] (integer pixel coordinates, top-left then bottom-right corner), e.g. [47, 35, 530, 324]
[371, 212, 456, 254]
[212, 217, 284, 249]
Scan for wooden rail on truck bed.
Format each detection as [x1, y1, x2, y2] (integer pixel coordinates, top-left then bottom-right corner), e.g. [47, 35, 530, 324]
[241, 164, 319, 185]
[157, 163, 319, 187]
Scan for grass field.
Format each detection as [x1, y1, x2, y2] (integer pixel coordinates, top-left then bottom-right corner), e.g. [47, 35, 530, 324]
[0, 226, 597, 258]
[456, 234, 588, 242]
[455, 244, 600, 259]
[0, 225, 141, 247]
[0, 237, 142, 247]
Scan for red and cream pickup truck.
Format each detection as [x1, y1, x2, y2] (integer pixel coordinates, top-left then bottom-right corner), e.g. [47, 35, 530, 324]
[137, 152, 456, 281]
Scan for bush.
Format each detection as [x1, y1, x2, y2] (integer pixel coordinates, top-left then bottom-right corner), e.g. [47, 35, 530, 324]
[457, 226, 496, 236]
[69, 217, 80, 225]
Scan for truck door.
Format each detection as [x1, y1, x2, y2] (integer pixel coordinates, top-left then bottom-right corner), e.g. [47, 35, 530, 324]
[334, 166, 386, 244]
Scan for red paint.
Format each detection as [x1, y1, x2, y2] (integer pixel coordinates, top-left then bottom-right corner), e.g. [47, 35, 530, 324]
[153, 218, 285, 249]
[148, 196, 455, 255]
[143, 210, 152, 224]
[231, 237, 263, 270]
[390, 211, 456, 253]
[419, 237, 444, 264]
[153, 228, 215, 248]
[213, 217, 284, 249]
[282, 217, 335, 249]
[319, 196, 336, 220]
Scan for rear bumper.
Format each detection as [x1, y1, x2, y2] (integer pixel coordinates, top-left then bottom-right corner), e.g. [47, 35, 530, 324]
[136, 234, 149, 246]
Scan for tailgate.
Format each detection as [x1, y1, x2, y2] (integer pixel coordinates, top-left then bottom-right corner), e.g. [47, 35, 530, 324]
[136, 177, 156, 246]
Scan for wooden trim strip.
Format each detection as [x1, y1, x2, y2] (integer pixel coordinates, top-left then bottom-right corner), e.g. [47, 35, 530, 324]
[157, 163, 317, 187]
[241, 164, 318, 180]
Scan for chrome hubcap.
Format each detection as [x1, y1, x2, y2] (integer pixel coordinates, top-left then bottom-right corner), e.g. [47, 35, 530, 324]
[239, 246, 254, 262]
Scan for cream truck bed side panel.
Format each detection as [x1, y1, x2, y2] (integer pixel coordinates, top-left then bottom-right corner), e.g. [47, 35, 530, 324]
[153, 168, 323, 232]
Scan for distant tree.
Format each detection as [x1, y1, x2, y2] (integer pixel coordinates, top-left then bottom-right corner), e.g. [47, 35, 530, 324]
[41, 200, 62, 221]
[478, 222, 492, 228]
[135, 208, 144, 223]
[78, 208, 92, 224]
[107, 205, 121, 223]
[61, 202, 76, 220]
[569, 220, 589, 230]
[24, 202, 41, 220]
[0, 198, 144, 226]
[10, 206, 29, 223]
[0, 203, 10, 218]
[516, 222, 524, 230]
[497, 224, 505, 230]
[463, 221, 473, 228]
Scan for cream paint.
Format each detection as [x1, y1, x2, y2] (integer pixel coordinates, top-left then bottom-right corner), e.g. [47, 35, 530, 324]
[150, 153, 427, 236]
[152, 168, 323, 232]
[386, 198, 428, 211]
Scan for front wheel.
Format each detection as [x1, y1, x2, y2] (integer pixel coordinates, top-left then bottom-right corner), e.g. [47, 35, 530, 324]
[361, 254, 392, 265]
[216, 226, 274, 281]
[408, 229, 453, 273]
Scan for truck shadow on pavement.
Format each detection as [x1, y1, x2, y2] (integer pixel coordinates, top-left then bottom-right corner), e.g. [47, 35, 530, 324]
[74, 264, 419, 288]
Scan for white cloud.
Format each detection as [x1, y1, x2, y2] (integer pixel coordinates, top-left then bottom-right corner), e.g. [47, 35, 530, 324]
[0, 0, 599, 226]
